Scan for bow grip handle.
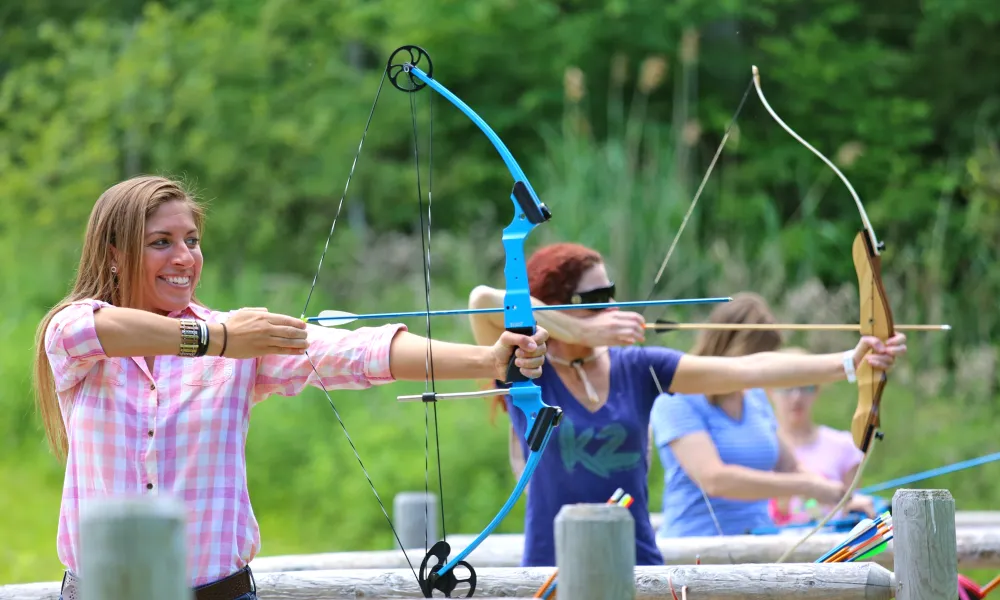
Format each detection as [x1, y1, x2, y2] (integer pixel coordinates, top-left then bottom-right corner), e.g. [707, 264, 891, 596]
[503, 326, 535, 383]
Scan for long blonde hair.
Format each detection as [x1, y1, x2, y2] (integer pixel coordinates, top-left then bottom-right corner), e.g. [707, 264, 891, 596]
[690, 292, 784, 404]
[32, 176, 206, 460]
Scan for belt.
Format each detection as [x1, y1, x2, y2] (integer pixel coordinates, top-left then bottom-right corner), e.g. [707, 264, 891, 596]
[61, 565, 255, 600]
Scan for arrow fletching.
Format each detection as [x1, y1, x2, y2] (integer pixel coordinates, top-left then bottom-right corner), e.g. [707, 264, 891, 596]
[313, 310, 360, 327]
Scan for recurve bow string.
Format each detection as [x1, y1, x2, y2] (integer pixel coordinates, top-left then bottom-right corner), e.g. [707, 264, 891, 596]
[635, 78, 757, 545]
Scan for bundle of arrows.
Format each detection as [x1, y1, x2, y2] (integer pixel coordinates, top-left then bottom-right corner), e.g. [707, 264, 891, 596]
[814, 511, 893, 563]
[532, 488, 635, 599]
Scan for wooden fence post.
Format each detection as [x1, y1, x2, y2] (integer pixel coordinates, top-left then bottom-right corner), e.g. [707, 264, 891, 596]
[79, 496, 191, 600]
[892, 488, 958, 600]
[554, 503, 635, 600]
[393, 491, 438, 550]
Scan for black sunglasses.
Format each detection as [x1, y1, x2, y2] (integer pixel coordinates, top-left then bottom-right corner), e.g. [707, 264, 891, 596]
[569, 282, 616, 309]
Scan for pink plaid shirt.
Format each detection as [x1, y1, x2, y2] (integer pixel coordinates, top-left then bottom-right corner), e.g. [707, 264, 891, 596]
[44, 299, 405, 586]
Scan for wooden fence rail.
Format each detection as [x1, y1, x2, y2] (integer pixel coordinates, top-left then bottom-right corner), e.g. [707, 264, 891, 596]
[389, 491, 1000, 550]
[0, 564, 895, 600]
[392, 493, 1000, 551]
[247, 526, 1000, 572]
[0, 488, 961, 599]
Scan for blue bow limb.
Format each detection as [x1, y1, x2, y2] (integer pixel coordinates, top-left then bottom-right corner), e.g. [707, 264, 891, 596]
[387, 45, 562, 598]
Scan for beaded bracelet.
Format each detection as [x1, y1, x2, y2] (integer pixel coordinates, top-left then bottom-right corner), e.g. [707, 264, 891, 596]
[179, 319, 199, 357]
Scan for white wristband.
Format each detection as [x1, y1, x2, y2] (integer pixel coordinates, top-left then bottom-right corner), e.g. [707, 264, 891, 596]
[842, 350, 857, 383]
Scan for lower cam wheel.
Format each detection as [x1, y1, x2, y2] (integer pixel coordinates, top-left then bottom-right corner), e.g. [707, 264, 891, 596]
[419, 541, 477, 598]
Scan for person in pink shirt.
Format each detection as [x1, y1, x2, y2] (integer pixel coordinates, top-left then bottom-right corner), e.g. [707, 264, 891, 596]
[768, 347, 876, 526]
[33, 176, 550, 600]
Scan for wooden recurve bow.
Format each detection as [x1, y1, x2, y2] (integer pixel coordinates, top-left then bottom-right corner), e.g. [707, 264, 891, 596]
[748, 65, 897, 561]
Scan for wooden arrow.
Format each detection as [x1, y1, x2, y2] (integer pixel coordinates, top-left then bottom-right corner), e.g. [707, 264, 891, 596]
[647, 321, 951, 332]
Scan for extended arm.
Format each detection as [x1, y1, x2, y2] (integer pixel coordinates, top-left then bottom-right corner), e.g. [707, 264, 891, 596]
[469, 285, 590, 345]
[93, 303, 545, 381]
[93, 305, 226, 357]
[91, 305, 309, 358]
[388, 329, 525, 381]
[671, 351, 850, 396]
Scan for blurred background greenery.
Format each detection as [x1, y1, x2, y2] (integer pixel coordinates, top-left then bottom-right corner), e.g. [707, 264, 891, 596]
[2, 0, 999, 586]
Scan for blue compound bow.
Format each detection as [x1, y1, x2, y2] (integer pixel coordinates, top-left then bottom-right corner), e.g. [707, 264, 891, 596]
[385, 44, 562, 597]
[297, 45, 730, 597]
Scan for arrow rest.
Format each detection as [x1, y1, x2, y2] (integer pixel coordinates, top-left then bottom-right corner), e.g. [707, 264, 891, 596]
[388, 45, 433, 92]
[419, 541, 477, 598]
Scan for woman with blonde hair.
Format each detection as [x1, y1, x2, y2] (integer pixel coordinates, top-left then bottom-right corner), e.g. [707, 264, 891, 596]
[650, 293, 874, 538]
[35, 175, 549, 600]
[768, 346, 877, 526]
[469, 242, 907, 565]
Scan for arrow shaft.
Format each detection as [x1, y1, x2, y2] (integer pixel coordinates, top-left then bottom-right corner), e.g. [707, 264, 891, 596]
[307, 296, 732, 324]
[858, 451, 1000, 494]
[648, 323, 949, 332]
[396, 389, 510, 402]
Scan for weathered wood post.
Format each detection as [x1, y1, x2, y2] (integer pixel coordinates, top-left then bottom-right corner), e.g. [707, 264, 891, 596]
[79, 496, 191, 600]
[393, 491, 438, 550]
[554, 503, 635, 600]
[893, 488, 958, 600]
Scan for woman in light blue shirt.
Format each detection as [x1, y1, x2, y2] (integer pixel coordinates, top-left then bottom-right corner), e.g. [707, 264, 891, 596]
[651, 293, 856, 537]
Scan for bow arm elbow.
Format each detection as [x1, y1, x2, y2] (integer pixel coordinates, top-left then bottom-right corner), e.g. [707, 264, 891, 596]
[469, 285, 503, 309]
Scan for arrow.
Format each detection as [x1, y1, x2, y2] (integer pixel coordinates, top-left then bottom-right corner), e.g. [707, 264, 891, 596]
[307, 296, 733, 327]
[859, 451, 1000, 494]
[646, 320, 951, 332]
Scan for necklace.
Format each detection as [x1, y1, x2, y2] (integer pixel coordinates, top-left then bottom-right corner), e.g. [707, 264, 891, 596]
[546, 348, 608, 406]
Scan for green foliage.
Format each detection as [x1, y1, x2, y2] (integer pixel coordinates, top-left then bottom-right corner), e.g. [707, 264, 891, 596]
[2, 0, 1000, 587]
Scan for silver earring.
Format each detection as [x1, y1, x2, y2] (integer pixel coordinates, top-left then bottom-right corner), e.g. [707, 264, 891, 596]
[110, 266, 117, 274]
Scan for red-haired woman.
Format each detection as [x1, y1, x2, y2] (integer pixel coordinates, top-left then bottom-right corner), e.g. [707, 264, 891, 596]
[468, 242, 905, 567]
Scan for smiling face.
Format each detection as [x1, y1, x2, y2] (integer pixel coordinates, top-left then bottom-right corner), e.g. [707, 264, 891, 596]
[130, 199, 203, 315]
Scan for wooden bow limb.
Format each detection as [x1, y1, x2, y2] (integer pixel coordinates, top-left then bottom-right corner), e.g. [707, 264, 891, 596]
[850, 230, 895, 454]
